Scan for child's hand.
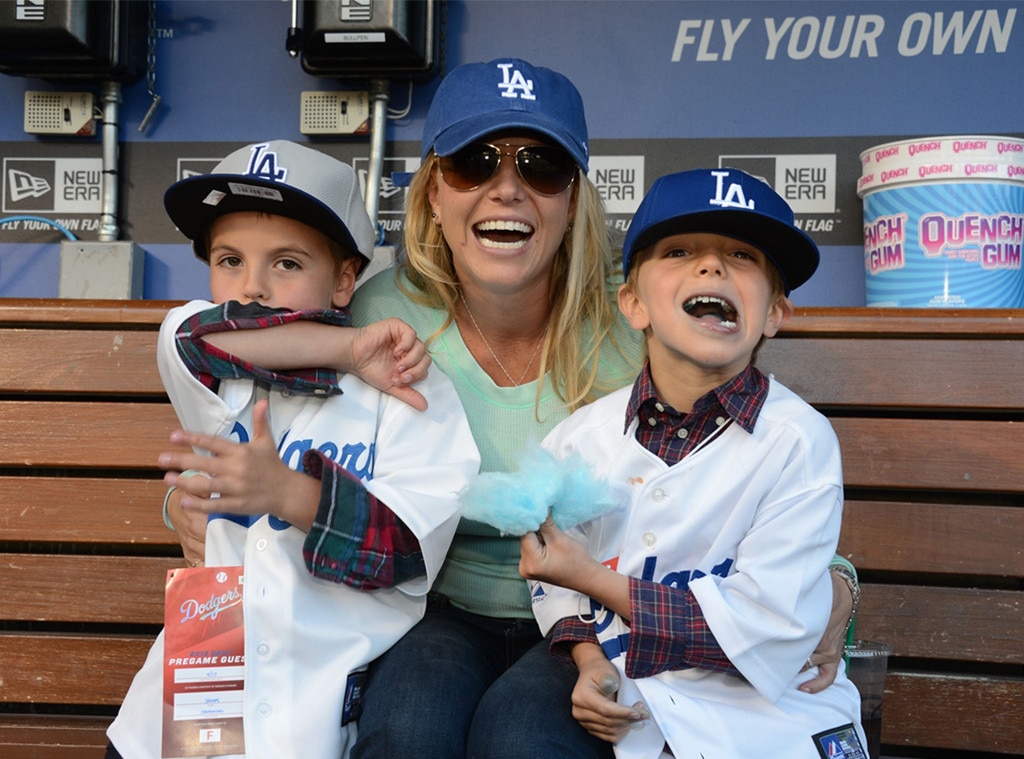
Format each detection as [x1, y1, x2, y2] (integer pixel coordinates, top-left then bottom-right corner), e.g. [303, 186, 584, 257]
[571, 643, 650, 743]
[519, 518, 597, 589]
[158, 400, 320, 531]
[347, 318, 430, 412]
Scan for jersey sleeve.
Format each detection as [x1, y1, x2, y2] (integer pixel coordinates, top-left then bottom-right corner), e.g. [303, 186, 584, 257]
[303, 369, 480, 595]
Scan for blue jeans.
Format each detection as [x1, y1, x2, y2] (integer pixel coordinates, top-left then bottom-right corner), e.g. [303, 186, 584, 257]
[351, 596, 613, 759]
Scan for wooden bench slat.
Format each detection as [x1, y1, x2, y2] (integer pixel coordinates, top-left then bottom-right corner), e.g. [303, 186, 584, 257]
[781, 307, 1024, 336]
[856, 584, 1023, 663]
[0, 299, 171, 327]
[0, 402, 179, 468]
[0, 554, 180, 624]
[884, 671, 1024, 753]
[840, 500, 1024, 577]
[760, 337, 1024, 409]
[834, 417, 1024, 492]
[0, 633, 154, 705]
[0, 716, 111, 759]
[0, 330, 164, 395]
[0, 477, 176, 544]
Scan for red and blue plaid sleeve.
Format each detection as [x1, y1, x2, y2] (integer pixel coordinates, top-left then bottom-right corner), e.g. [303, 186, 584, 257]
[549, 615, 600, 664]
[175, 300, 349, 395]
[300, 449, 424, 589]
[625, 577, 737, 679]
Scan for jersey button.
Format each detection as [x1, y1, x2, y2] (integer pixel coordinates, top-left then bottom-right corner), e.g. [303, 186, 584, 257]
[652, 488, 667, 502]
[257, 702, 272, 717]
[257, 642, 270, 656]
[256, 538, 268, 551]
[642, 532, 657, 548]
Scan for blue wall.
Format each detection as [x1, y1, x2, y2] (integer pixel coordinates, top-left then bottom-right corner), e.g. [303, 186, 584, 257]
[1, 0, 1021, 305]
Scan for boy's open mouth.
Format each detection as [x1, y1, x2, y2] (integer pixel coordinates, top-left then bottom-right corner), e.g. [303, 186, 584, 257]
[683, 295, 738, 329]
[474, 220, 534, 249]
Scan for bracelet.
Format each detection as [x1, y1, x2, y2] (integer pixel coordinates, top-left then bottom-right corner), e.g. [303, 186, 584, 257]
[161, 469, 206, 532]
[829, 563, 861, 632]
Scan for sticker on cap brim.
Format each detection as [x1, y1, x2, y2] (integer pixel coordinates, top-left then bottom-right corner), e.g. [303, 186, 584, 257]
[201, 190, 227, 206]
[227, 182, 284, 202]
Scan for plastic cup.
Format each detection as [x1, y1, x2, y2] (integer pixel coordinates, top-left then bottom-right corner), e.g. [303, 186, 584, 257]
[844, 639, 893, 759]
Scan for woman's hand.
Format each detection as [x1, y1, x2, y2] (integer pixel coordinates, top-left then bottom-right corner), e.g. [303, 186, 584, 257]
[800, 568, 855, 693]
[165, 485, 208, 567]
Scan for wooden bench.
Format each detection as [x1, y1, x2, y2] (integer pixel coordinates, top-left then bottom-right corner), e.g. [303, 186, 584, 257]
[759, 307, 1024, 758]
[0, 299, 180, 759]
[0, 300, 1020, 757]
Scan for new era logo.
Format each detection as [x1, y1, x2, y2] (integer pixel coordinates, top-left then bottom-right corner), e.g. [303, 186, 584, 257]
[7, 168, 50, 202]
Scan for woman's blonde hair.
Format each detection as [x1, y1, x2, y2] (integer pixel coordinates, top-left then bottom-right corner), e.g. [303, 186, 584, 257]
[398, 155, 625, 413]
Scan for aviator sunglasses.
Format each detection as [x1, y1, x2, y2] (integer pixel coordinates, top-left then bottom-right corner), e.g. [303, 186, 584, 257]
[437, 142, 578, 196]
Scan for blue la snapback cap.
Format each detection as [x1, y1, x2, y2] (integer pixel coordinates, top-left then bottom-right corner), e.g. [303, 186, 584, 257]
[421, 58, 589, 170]
[621, 168, 820, 294]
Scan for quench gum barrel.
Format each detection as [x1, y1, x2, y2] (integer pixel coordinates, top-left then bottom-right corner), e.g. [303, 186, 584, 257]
[858, 135, 1024, 307]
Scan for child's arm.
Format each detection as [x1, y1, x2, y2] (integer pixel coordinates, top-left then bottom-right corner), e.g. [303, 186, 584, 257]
[177, 302, 430, 411]
[520, 519, 631, 620]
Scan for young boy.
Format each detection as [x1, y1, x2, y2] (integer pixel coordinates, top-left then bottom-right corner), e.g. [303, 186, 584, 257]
[106, 141, 480, 759]
[519, 169, 866, 758]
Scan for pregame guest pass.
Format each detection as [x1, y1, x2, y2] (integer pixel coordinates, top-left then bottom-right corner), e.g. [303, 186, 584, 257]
[162, 566, 246, 757]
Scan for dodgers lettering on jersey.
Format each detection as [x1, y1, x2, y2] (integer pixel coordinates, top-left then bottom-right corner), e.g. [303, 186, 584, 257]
[581, 554, 735, 663]
[211, 418, 377, 531]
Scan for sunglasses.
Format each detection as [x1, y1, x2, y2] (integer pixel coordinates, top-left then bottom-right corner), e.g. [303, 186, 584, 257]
[436, 142, 578, 196]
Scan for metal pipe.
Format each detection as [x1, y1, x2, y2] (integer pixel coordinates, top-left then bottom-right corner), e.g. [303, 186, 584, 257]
[364, 79, 389, 232]
[98, 81, 122, 242]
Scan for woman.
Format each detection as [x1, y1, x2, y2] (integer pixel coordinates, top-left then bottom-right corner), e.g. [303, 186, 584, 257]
[346, 58, 641, 759]
[167, 58, 856, 759]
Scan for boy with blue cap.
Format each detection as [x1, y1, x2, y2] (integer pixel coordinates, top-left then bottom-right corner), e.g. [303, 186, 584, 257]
[519, 168, 867, 758]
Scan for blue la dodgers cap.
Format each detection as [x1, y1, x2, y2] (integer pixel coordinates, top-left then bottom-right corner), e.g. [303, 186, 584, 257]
[621, 168, 820, 294]
[164, 140, 376, 274]
[421, 57, 589, 170]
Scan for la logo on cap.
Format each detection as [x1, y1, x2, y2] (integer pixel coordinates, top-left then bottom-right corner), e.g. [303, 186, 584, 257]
[497, 62, 536, 100]
[246, 143, 288, 183]
[710, 170, 755, 210]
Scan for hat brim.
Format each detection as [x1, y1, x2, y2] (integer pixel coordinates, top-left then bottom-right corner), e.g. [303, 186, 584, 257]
[627, 209, 819, 293]
[164, 174, 365, 266]
[429, 114, 589, 171]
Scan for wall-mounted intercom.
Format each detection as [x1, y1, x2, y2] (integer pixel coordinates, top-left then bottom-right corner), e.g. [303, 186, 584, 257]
[300, 0, 441, 79]
[0, 0, 146, 83]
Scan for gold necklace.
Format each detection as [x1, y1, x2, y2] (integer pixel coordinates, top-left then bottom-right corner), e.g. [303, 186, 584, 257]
[462, 295, 545, 387]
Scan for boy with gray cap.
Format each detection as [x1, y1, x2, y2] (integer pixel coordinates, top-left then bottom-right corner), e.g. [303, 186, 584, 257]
[105, 141, 479, 759]
[520, 168, 866, 759]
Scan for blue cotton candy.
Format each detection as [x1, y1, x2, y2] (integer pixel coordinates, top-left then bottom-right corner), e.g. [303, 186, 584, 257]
[551, 451, 621, 531]
[459, 443, 622, 535]
[460, 443, 563, 535]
